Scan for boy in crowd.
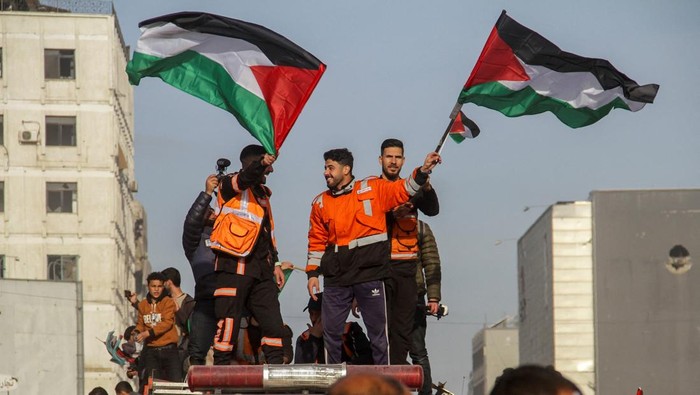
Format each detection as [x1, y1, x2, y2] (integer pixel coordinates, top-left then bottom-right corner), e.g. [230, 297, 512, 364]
[135, 272, 181, 382]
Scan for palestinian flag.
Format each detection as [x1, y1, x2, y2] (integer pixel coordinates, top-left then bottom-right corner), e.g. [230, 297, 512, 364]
[126, 12, 326, 154]
[459, 11, 659, 128]
[449, 111, 480, 143]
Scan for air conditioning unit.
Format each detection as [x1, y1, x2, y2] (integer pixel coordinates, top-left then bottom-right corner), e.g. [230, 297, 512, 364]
[18, 130, 40, 144]
[128, 180, 139, 193]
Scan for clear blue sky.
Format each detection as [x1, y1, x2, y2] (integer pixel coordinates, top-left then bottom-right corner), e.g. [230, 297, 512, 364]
[112, 0, 700, 392]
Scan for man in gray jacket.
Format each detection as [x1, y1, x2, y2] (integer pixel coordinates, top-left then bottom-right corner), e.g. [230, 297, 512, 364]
[410, 220, 442, 395]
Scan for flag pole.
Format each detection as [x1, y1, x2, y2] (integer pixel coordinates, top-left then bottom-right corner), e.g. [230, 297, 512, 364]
[435, 102, 463, 155]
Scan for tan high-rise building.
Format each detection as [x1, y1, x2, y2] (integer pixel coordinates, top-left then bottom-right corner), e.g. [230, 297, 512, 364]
[0, 1, 149, 393]
[517, 201, 594, 394]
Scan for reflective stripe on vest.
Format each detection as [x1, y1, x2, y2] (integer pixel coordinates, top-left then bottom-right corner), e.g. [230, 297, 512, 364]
[391, 214, 419, 260]
[220, 191, 264, 224]
[360, 179, 372, 216]
[405, 176, 421, 196]
[261, 337, 283, 347]
[340, 233, 388, 251]
[308, 251, 324, 266]
[210, 188, 276, 258]
[213, 288, 237, 297]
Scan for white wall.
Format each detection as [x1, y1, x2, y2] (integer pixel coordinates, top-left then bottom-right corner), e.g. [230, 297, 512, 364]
[0, 278, 82, 394]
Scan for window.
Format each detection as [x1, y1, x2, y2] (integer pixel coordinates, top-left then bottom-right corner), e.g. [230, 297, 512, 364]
[46, 182, 77, 213]
[0, 181, 4, 213]
[0, 115, 4, 146]
[46, 116, 76, 146]
[47, 255, 78, 281]
[0, 48, 3, 78]
[44, 49, 75, 79]
[0, 256, 4, 278]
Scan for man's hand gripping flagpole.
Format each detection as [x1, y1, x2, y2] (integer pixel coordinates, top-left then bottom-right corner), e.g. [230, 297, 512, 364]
[435, 102, 464, 155]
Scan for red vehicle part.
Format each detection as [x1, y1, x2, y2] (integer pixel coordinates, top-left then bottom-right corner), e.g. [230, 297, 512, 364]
[188, 364, 423, 392]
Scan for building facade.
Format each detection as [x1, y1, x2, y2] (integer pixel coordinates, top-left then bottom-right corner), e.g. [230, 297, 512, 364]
[469, 317, 519, 395]
[0, 2, 149, 392]
[517, 201, 595, 394]
[518, 190, 700, 395]
[591, 189, 700, 394]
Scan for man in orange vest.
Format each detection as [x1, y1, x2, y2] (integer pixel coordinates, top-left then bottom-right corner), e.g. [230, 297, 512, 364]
[306, 148, 440, 364]
[209, 144, 287, 365]
[378, 138, 439, 365]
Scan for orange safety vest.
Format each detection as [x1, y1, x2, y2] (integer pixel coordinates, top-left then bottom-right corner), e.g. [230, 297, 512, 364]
[390, 214, 419, 260]
[210, 187, 276, 258]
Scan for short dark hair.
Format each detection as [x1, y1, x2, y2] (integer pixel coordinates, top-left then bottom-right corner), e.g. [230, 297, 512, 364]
[490, 365, 581, 395]
[88, 387, 109, 395]
[146, 271, 166, 284]
[123, 325, 136, 341]
[162, 267, 181, 287]
[115, 381, 134, 393]
[380, 138, 404, 155]
[239, 144, 267, 163]
[323, 148, 354, 170]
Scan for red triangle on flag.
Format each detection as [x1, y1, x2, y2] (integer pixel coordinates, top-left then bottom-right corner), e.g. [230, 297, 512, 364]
[449, 112, 466, 134]
[251, 64, 326, 152]
[464, 26, 530, 89]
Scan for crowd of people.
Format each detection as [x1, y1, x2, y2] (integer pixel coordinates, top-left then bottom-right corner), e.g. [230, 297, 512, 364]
[99, 139, 582, 395]
[101, 139, 447, 393]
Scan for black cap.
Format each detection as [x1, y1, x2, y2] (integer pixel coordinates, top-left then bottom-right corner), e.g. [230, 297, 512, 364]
[303, 292, 323, 312]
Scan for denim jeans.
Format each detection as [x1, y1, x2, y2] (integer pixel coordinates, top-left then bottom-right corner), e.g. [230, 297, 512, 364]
[187, 298, 217, 364]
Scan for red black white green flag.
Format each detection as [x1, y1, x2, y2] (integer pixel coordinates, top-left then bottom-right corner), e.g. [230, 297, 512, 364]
[458, 11, 659, 128]
[449, 111, 480, 143]
[126, 12, 326, 154]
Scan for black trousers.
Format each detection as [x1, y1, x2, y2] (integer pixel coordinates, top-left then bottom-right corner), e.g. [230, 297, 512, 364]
[410, 297, 433, 395]
[213, 271, 285, 365]
[385, 260, 418, 364]
[141, 344, 182, 383]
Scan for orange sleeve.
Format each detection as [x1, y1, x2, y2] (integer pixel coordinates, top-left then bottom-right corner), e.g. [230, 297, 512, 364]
[306, 194, 327, 276]
[375, 169, 422, 212]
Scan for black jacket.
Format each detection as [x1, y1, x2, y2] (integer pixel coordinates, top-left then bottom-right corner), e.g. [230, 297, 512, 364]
[182, 191, 217, 300]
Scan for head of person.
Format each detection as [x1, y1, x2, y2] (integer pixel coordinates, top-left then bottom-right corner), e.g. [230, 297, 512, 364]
[114, 381, 134, 395]
[87, 387, 109, 395]
[379, 138, 405, 181]
[161, 267, 181, 291]
[489, 365, 582, 395]
[123, 325, 137, 342]
[304, 292, 323, 326]
[323, 148, 354, 191]
[240, 144, 273, 183]
[327, 373, 411, 395]
[146, 271, 166, 299]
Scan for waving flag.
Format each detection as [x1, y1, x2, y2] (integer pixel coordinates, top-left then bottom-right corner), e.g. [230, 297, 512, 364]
[126, 12, 326, 154]
[449, 111, 480, 143]
[458, 11, 659, 128]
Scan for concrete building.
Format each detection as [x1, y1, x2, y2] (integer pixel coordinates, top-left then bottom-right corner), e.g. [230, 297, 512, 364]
[591, 189, 700, 395]
[0, 278, 82, 394]
[517, 189, 700, 395]
[469, 317, 519, 395]
[0, 1, 149, 393]
[517, 201, 594, 394]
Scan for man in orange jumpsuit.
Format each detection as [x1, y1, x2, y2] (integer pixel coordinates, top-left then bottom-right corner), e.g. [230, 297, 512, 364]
[306, 148, 440, 364]
[209, 145, 287, 365]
